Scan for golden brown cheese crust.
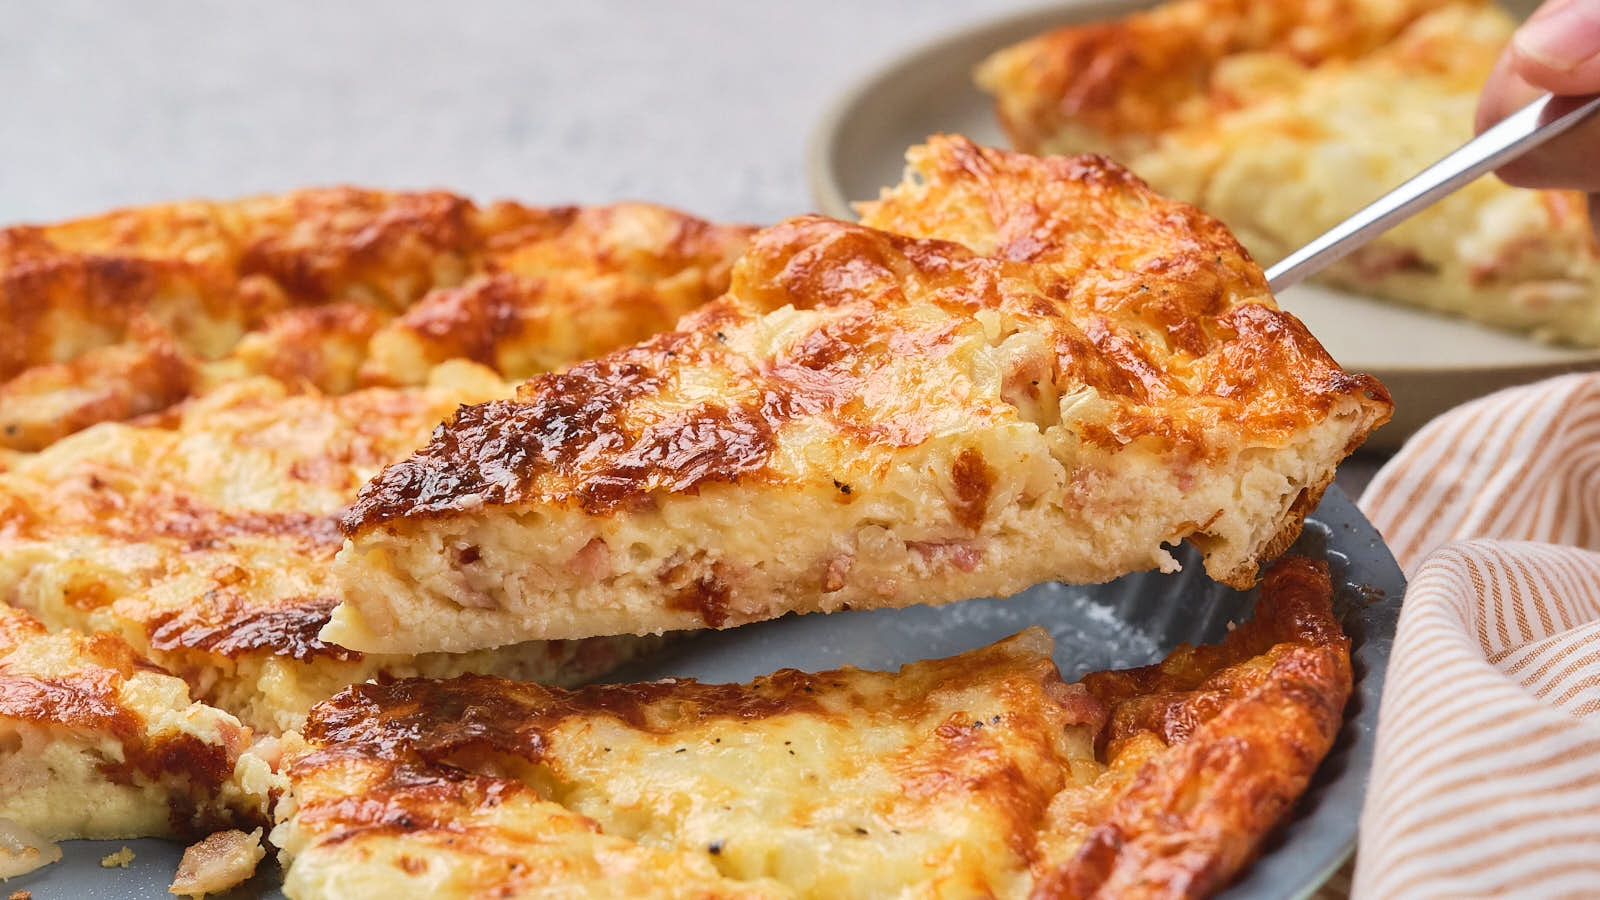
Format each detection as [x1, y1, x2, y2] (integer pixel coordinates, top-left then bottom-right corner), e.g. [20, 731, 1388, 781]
[330, 138, 1386, 651]
[360, 203, 755, 386]
[279, 557, 1349, 900]
[1, 604, 174, 740]
[0, 188, 484, 383]
[0, 604, 278, 840]
[856, 137, 1385, 450]
[1035, 557, 1350, 898]
[975, 0, 1454, 154]
[0, 190, 753, 449]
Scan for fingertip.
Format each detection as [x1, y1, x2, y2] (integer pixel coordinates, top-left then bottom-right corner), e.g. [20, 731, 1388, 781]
[1508, 0, 1600, 93]
[1508, 46, 1600, 95]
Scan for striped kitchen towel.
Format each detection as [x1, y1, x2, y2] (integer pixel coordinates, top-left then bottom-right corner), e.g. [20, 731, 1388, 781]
[1352, 373, 1600, 899]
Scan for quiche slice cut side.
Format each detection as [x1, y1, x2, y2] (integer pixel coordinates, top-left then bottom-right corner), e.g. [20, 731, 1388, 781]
[328, 136, 1389, 652]
[276, 556, 1351, 900]
[976, 0, 1600, 344]
[0, 603, 284, 844]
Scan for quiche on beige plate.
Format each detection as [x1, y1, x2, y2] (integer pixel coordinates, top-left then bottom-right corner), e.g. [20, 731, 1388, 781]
[977, 0, 1600, 344]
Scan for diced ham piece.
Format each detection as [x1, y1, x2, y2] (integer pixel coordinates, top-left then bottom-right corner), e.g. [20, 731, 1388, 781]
[169, 828, 265, 898]
[908, 540, 983, 572]
[568, 537, 613, 581]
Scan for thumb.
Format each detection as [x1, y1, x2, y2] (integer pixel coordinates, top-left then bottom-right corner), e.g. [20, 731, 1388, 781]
[1510, 0, 1600, 94]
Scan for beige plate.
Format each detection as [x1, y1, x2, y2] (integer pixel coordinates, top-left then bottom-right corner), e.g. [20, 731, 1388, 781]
[807, 0, 1599, 450]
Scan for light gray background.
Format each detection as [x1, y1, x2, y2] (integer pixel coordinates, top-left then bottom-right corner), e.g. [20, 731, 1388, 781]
[0, 0, 1388, 497]
[2, 0, 1024, 225]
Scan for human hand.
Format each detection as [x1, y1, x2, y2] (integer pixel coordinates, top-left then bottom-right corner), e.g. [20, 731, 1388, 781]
[1477, 0, 1600, 227]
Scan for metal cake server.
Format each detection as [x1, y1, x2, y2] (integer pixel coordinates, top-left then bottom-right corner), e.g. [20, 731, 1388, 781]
[1266, 91, 1600, 293]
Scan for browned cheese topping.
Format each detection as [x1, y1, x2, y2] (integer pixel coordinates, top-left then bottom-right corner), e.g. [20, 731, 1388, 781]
[0, 188, 755, 450]
[349, 141, 1384, 530]
[280, 557, 1351, 900]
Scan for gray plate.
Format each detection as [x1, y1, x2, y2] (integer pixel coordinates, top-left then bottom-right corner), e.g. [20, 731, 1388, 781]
[806, 0, 1594, 450]
[17, 487, 1400, 899]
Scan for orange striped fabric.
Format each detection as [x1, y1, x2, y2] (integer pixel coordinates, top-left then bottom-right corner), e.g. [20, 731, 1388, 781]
[1353, 374, 1600, 899]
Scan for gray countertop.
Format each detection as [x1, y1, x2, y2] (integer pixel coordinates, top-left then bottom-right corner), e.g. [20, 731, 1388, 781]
[3, 0, 1016, 225]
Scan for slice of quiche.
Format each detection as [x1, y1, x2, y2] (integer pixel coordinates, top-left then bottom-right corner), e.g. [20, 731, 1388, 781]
[276, 556, 1350, 900]
[0, 603, 283, 846]
[0, 364, 662, 737]
[976, 0, 1600, 344]
[327, 136, 1389, 652]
